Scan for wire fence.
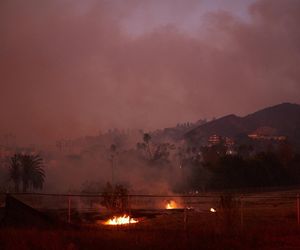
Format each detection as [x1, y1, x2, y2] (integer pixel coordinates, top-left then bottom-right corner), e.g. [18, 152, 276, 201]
[1, 190, 300, 229]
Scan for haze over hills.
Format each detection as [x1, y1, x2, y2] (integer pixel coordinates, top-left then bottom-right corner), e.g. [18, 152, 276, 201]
[185, 103, 300, 147]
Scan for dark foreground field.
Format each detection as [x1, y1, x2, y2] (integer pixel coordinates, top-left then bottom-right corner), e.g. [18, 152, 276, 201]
[1, 189, 300, 249]
[1, 212, 300, 250]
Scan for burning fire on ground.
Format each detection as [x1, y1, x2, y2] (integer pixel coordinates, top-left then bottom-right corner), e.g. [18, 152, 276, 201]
[166, 200, 178, 209]
[103, 215, 138, 225]
[210, 208, 217, 213]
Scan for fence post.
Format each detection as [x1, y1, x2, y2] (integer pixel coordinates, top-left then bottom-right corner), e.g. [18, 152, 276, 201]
[68, 196, 71, 224]
[297, 194, 299, 226]
[128, 195, 131, 215]
[240, 196, 244, 229]
[183, 207, 188, 231]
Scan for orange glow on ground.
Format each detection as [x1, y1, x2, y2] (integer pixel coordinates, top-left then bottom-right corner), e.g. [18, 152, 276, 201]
[166, 200, 178, 209]
[103, 215, 138, 225]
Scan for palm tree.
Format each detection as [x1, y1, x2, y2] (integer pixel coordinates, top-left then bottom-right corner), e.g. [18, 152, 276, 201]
[20, 154, 45, 192]
[9, 154, 21, 192]
[9, 154, 45, 192]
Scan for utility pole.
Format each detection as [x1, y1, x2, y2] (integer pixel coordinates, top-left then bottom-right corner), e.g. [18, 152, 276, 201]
[110, 144, 117, 185]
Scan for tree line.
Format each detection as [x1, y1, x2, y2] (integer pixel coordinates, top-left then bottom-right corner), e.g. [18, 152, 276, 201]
[3, 132, 300, 194]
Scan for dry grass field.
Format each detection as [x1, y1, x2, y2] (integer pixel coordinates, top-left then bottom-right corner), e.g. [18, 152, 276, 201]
[1, 189, 300, 249]
[1, 217, 300, 250]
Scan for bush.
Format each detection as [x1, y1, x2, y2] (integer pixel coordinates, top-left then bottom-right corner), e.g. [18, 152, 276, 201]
[101, 183, 129, 212]
[218, 194, 241, 232]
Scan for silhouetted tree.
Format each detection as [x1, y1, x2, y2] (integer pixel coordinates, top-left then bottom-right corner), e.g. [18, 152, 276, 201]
[237, 144, 254, 158]
[9, 154, 45, 192]
[143, 133, 152, 159]
[20, 154, 45, 192]
[278, 141, 294, 167]
[9, 154, 21, 192]
[109, 144, 118, 185]
[101, 182, 128, 212]
[152, 143, 174, 165]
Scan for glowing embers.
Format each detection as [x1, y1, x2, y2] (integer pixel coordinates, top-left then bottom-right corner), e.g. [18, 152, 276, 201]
[103, 214, 138, 225]
[210, 208, 217, 213]
[166, 200, 178, 209]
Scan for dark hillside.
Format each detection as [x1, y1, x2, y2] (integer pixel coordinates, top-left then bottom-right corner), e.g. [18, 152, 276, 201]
[185, 103, 300, 148]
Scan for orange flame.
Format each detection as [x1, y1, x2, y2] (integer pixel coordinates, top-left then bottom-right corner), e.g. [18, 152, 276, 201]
[210, 208, 216, 213]
[103, 215, 138, 225]
[166, 200, 177, 209]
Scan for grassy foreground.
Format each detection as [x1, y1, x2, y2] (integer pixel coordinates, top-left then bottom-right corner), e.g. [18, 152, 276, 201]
[1, 189, 300, 249]
[1, 212, 300, 250]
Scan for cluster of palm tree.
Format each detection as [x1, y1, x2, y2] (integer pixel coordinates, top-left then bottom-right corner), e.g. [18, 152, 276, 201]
[9, 154, 45, 192]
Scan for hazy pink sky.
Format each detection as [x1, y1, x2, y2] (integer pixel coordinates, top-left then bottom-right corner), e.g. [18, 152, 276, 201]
[0, 0, 299, 144]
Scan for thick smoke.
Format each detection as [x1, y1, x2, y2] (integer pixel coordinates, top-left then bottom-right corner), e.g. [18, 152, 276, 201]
[44, 131, 182, 193]
[0, 0, 299, 146]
